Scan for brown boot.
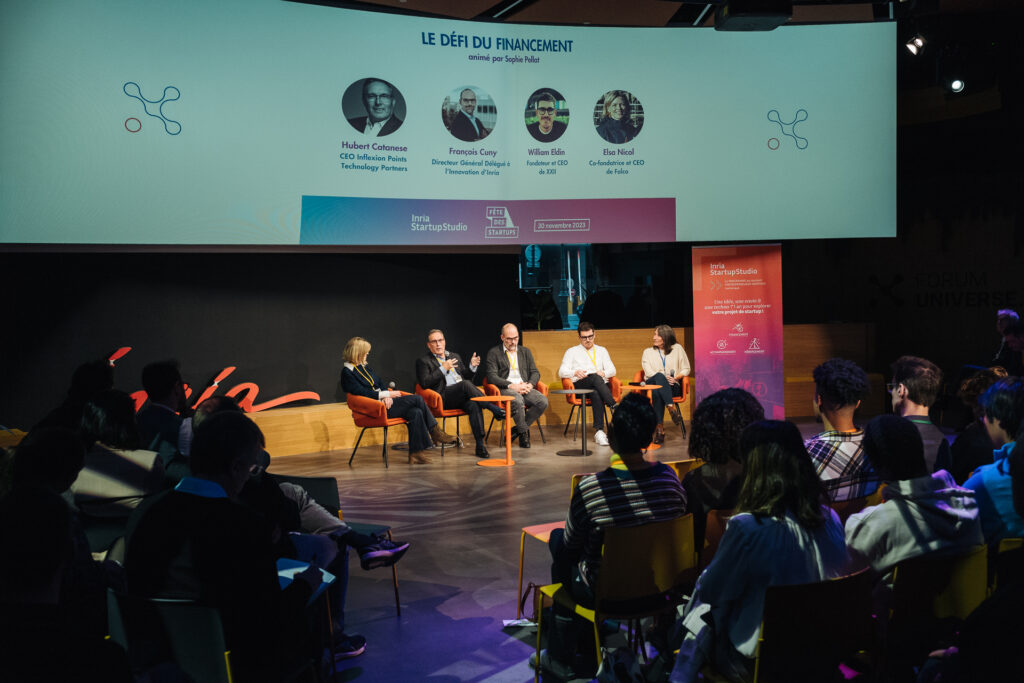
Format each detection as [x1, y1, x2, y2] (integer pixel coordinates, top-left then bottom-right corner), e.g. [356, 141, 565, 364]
[652, 424, 665, 445]
[667, 406, 683, 426]
[430, 425, 457, 446]
[408, 451, 433, 465]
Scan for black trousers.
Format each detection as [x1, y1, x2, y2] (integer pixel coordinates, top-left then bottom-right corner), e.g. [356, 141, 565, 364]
[440, 380, 487, 443]
[387, 394, 437, 452]
[647, 372, 683, 424]
[573, 375, 615, 430]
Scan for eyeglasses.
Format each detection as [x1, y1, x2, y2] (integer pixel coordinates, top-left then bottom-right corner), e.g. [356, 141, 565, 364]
[537, 106, 556, 113]
[428, 338, 445, 344]
[579, 334, 595, 340]
[503, 336, 519, 342]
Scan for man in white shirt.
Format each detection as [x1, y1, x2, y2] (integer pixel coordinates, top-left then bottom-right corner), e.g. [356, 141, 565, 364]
[558, 322, 617, 446]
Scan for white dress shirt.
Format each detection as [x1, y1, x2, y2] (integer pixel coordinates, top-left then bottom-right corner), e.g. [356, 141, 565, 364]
[558, 344, 616, 382]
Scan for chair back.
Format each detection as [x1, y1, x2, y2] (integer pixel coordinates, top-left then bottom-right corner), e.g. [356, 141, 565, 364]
[699, 508, 734, 570]
[109, 590, 233, 683]
[560, 377, 584, 405]
[830, 486, 885, 525]
[665, 459, 703, 480]
[414, 384, 443, 412]
[994, 537, 1024, 592]
[754, 568, 874, 683]
[592, 514, 697, 615]
[891, 544, 988, 624]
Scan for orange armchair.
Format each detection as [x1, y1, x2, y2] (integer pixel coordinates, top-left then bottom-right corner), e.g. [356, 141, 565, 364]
[346, 392, 409, 468]
[632, 370, 689, 437]
[482, 378, 548, 444]
[414, 384, 466, 454]
[560, 376, 622, 441]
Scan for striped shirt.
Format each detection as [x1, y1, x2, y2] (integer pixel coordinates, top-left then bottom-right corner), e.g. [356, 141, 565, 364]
[806, 429, 880, 502]
[563, 463, 687, 586]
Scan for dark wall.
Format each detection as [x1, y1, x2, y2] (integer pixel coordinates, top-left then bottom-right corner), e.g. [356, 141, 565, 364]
[0, 252, 520, 429]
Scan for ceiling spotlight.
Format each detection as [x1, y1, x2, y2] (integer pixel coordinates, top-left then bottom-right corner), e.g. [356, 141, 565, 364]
[949, 78, 965, 93]
[905, 34, 926, 55]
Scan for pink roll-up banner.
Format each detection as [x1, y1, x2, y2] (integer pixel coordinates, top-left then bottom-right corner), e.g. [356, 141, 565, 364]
[691, 244, 785, 419]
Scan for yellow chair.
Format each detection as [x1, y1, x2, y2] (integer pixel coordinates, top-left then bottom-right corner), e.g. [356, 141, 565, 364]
[992, 537, 1023, 593]
[885, 544, 988, 676]
[516, 472, 589, 620]
[664, 458, 703, 480]
[830, 485, 886, 525]
[533, 514, 698, 680]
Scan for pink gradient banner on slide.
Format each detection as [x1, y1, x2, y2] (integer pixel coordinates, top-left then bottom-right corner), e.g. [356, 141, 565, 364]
[691, 244, 785, 418]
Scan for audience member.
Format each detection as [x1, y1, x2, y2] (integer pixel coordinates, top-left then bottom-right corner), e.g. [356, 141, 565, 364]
[135, 359, 190, 479]
[126, 411, 327, 679]
[0, 486, 131, 682]
[670, 420, 849, 683]
[533, 393, 686, 680]
[71, 389, 166, 517]
[993, 308, 1020, 365]
[999, 321, 1024, 376]
[805, 358, 877, 502]
[11, 427, 124, 639]
[682, 387, 764, 553]
[890, 355, 952, 472]
[31, 358, 114, 433]
[192, 395, 408, 661]
[950, 366, 1008, 483]
[846, 415, 982, 589]
[963, 377, 1024, 543]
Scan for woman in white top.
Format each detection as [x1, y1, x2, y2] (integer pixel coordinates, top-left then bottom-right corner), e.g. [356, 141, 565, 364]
[669, 420, 849, 682]
[640, 325, 691, 444]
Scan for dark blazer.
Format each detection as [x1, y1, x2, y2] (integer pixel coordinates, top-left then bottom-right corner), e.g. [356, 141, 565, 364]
[416, 352, 475, 395]
[347, 115, 404, 137]
[450, 111, 488, 142]
[340, 364, 385, 400]
[485, 345, 540, 388]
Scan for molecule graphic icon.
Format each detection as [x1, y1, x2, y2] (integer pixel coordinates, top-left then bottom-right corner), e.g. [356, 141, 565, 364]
[123, 82, 181, 135]
[767, 109, 807, 150]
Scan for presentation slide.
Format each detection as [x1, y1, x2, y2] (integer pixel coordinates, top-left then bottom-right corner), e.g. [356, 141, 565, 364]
[0, 0, 896, 246]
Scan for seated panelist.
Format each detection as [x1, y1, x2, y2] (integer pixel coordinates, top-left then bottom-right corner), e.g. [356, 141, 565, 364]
[484, 323, 548, 449]
[340, 336, 456, 465]
[557, 322, 617, 446]
[415, 328, 504, 459]
[641, 324, 691, 445]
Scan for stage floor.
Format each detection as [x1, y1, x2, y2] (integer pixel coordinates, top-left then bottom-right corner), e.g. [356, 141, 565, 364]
[269, 418, 823, 682]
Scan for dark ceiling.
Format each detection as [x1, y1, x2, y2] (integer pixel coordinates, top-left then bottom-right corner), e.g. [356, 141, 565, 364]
[293, 0, 1024, 122]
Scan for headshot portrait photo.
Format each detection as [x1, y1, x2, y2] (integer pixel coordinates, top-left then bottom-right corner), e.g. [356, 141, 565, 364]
[442, 86, 496, 143]
[342, 77, 406, 137]
[593, 90, 644, 145]
[524, 88, 568, 144]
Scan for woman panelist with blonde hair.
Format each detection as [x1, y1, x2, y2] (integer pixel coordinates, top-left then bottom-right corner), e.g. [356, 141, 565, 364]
[340, 337, 455, 464]
[641, 325, 691, 444]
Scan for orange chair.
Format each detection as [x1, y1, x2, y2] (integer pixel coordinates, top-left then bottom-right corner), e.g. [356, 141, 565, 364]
[415, 384, 467, 454]
[560, 376, 623, 441]
[346, 392, 409, 468]
[632, 370, 688, 437]
[482, 378, 548, 444]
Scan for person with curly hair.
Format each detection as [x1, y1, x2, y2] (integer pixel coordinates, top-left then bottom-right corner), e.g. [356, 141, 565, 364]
[805, 358, 875, 502]
[681, 388, 764, 552]
[950, 366, 1008, 483]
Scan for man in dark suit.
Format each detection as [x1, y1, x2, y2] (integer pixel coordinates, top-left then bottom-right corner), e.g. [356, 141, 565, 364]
[346, 78, 403, 137]
[135, 360, 190, 481]
[415, 329, 503, 458]
[449, 88, 489, 142]
[485, 323, 548, 448]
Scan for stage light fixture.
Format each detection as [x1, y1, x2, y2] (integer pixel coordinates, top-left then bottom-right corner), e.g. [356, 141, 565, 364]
[905, 34, 926, 56]
[949, 78, 965, 93]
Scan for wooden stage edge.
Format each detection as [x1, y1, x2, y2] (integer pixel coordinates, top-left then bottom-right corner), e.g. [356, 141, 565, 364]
[251, 324, 880, 458]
